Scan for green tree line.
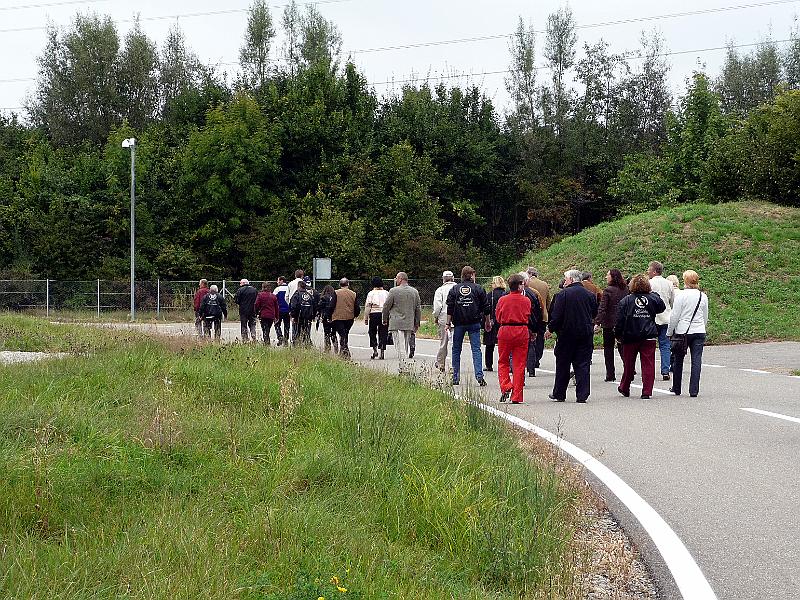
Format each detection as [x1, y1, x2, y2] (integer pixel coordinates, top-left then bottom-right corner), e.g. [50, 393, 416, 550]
[1, 2, 799, 280]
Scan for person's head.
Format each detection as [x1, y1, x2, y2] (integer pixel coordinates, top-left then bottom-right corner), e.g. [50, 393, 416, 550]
[581, 271, 593, 282]
[371, 276, 384, 289]
[199, 278, 208, 288]
[492, 275, 506, 290]
[667, 274, 680, 289]
[209, 284, 219, 293]
[461, 265, 476, 282]
[564, 269, 582, 285]
[239, 278, 249, 287]
[277, 276, 286, 285]
[526, 266, 539, 279]
[303, 275, 312, 286]
[607, 269, 626, 289]
[262, 281, 273, 292]
[629, 274, 652, 294]
[294, 269, 304, 280]
[323, 285, 335, 296]
[394, 271, 409, 286]
[442, 270, 454, 283]
[682, 270, 700, 289]
[339, 277, 350, 288]
[297, 280, 307, 290]
[647, 261, 664, 278]
[517, 271, 530, 285]
[508, 274, 525, 292]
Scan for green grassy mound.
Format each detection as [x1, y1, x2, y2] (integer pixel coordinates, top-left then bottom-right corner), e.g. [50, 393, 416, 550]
[509, 202, 800, 344]
[0, 316, 581, 599]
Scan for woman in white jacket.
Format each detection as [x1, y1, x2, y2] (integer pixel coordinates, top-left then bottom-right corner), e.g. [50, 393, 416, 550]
[667, 270, 709, 397]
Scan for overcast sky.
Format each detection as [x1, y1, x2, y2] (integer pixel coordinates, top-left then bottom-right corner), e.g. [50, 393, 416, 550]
[1, 0, 798, 117]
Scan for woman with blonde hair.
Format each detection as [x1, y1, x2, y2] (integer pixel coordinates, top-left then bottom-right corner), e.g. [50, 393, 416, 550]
[614, 274, 667, 399]
[483, 275, 507, 372]
[667, 270, 709, 397]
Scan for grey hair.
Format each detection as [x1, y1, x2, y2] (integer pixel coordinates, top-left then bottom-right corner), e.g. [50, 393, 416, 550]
[564, 269, 583, 283]
[339, 278, 350, 287]
[199, 278, 208, 287]
[396, 272, 409, 282]
[581, 271, 592, 281]
[209, 284, 219, 293]
[526, 266, 539, 278]
[517, 271, 530, 282]
[649, 261, 664, 275]
[443, 274, 454, 282]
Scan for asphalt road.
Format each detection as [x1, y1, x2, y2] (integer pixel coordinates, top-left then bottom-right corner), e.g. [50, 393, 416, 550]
[120, 319, 800, 599]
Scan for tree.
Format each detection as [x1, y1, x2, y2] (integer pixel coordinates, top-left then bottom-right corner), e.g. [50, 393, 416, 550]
[299, 4, 342, 70]
[159, 24, 202, 119]
[117, 17, 160, 131]
[239, 0, 276, 90]
[506, 17, 538, 130]
[542, 6, 577, 138]
[716, 38, 781, 114]
[281, 0, 302, 76]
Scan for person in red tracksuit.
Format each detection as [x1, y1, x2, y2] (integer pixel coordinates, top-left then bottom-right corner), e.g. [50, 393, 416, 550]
[495, 274, 537, 404]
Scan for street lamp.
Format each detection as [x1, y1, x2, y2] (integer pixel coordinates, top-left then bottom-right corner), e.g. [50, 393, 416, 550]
[122, 137, 136, 322]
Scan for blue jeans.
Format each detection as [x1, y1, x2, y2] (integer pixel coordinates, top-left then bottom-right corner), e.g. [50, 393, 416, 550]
[657, 324, 671, 375]
[452, 323, 483, 382]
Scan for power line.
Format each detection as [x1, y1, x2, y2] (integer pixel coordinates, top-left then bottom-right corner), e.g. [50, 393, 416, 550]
[0, 0, 113, 12]
[350, 0, 800, 54]
[370, 37, 799, 86]
[0, 0, 353, 34]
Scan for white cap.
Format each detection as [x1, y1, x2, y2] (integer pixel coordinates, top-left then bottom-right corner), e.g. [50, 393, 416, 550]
[442, 270, 454, 278]
[240, 279, 249, 286]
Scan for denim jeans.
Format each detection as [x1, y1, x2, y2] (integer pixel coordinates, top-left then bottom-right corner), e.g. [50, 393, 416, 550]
[657, 324, 671, 375]
[452, 322, 483, 382]
[672, 333, 705, 396]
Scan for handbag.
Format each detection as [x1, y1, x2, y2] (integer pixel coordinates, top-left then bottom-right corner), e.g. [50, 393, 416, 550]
[670, 292, 702, 355]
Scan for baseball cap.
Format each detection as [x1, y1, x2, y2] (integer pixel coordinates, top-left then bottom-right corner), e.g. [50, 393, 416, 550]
[303, 275, 312, 284]
[442, 270, 454, 278]
[240, 278, 249, 286]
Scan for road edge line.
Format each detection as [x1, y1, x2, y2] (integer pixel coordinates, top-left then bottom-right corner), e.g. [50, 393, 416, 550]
[478, 401, 718, 600]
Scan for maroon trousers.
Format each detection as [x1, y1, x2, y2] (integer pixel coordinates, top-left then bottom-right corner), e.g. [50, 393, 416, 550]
[498, 326, 530, 403]
[619, 339, 657, 396]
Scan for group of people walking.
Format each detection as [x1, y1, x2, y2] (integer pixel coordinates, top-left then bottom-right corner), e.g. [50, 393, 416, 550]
[191, 259, 709, 404]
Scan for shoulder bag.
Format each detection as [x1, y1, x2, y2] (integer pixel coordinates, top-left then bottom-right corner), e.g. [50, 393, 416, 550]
[670, 291, 702, 355]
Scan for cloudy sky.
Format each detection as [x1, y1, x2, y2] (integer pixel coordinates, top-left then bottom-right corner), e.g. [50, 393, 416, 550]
[0, 0, 798, 117]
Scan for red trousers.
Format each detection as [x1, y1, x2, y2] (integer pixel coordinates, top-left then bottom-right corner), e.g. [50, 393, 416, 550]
[620, 339, 657, 395]
[498, 326, 530, 403]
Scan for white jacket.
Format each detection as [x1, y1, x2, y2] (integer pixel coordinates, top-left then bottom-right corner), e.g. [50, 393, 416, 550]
[432, 281, 456, 323]
[649, 275, 674, 326]
[667, 288, 708, 336]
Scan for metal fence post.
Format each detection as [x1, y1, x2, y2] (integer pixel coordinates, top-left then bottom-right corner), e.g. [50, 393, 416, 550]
[222, 279, 226, 299]
[97, 279, 100, 318]
[46, 279, 50, 317]
[157, 279, 161, 318]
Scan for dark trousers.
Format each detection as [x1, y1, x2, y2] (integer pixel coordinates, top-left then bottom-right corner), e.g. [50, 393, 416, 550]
[533, 326, 545, 368]
[259, 318, 274, 345]
[552, 335, 593, 401]
[368, 313, 388, 350]
[602, 327, 623, 379]
[672, 333, 705, 396]
[620, 339, 656, 396]
[526, 335, 537, 374]
[322, 320, 337, 352]
[293, 319, 312, 347]
[333, 319, 354, 358]
[240, 314, 256, 341]
[203, 317, 222, 339]
[274, 312, 290, 343]
[485, 343, 495, 370]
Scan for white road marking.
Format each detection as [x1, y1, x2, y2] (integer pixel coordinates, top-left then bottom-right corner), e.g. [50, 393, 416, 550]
[702, 363, 726, 368]
[479, 401, 718, 600]
[739, 368, 771, 374]
[740, 408, 800, 425]
[629, 383, 673, 395]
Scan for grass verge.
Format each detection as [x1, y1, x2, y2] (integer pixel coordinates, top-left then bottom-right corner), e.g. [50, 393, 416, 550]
[1, 315, 584, 599]
[507, 201, 800, 344]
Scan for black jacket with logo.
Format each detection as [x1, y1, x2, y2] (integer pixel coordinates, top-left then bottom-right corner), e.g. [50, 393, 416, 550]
[446, 280, 489, 326]
[614, 292, 666, 343]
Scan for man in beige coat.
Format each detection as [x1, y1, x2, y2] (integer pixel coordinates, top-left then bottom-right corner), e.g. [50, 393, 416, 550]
[431, 270, 456, 372]
[382, 272, 422, 371]
[331, 278, 360, 359]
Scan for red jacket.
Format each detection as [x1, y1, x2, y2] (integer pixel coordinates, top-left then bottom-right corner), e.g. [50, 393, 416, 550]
[193, 287, 210, 312]
[495, 290, 533, 328]
[254, 291, 280, 320]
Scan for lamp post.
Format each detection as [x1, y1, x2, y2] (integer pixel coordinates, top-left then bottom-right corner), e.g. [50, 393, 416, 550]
[122, 137, 136, 321]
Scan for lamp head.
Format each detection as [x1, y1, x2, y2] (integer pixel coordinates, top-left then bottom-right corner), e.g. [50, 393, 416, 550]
[121, 138, 136, 149]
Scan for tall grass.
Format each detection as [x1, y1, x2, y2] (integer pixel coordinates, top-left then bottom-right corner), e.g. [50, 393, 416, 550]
[0, 316, 581, 599]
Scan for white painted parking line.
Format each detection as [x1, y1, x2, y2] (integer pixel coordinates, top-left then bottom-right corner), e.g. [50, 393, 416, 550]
[739, 368, 771, 374]
[740, 408, 800, 425]
[479, 401, 718, 600]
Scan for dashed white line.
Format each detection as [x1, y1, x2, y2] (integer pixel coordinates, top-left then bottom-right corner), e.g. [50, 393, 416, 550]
[702, 363, 726, 368]
[479, 402, 718, 599]
[740, 408, 800, 425]
[739, 368, 771, 374]
[629, 383, 673, 395]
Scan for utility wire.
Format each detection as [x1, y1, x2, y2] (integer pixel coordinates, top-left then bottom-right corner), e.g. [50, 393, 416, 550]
[350, 0, 800, 54]
[0, 0, 113, 12]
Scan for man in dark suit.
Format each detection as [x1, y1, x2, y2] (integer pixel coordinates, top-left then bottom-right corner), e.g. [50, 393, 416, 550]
[546, 269, 599, 403]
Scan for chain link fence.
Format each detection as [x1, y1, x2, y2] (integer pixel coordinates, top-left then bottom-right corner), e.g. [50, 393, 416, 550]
[0, 277, 493, 318]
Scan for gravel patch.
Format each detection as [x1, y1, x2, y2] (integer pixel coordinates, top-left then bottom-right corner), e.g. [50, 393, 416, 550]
[0, 351, 68, 365]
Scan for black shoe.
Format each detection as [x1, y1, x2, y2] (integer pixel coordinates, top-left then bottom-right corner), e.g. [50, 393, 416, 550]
[452, 378, 460, 386]
[548, 394, 565, 402]
[576, 398, 587, 403]
[528, 371, 536, 377]
[662, 374, 670, 381]
[641, 394, 651, 399]
[371, 348, 378, 360]
[499, 390, 510, 403]
[617, 386, 630, 397]
[409, 348, 415, 359]
[605, 376, 616, 382]
[690, 393, 698, 398]
[484, 366, 493, 372]
[477, 378, 487, 387]
[380, 350, 385, 360]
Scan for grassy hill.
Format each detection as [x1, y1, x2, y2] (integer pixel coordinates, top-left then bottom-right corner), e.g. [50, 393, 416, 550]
[508, 201, 800, 344]
[0, 316, 584, 599]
